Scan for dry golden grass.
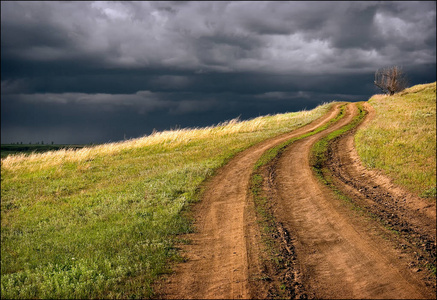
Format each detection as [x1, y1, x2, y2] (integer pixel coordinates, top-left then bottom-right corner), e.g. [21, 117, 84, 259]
[1, 109, 320, 172]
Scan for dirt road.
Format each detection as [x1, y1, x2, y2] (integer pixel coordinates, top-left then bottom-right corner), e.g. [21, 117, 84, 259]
[267, 103, 435, 299]
[322, 102, 436, 295]
[157, 102, 436, 299]
[157, 104, 342, 299]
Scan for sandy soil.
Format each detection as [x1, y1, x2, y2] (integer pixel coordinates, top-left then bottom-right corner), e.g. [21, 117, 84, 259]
[155, 102, 436, 299]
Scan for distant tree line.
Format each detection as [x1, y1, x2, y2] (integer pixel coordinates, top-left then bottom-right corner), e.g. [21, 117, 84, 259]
[8, 141, 54, 145]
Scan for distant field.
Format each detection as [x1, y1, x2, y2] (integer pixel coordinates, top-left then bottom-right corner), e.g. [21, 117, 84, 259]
[1, 103, 332, 299]
[1, 144, 88, 158]
[355, 82, 436, 198]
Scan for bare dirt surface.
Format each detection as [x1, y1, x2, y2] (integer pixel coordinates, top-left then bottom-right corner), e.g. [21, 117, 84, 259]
[155, 102, 436, 299]
[155, 104, 342, 299]
[267, 103, 435, 299]
[323, 102, 436, 293]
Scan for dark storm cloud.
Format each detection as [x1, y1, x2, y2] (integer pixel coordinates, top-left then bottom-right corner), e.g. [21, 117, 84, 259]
[1, 1, 436, 144]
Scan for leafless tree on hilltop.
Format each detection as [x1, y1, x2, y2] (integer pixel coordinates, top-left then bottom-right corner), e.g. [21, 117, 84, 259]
[374, 66, 408, 95]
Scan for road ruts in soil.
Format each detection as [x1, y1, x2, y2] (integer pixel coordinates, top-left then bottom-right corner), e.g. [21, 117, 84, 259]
[267, 103, 435, 299]
[155, 104, 343, 299]
[323, 102, 436, 292]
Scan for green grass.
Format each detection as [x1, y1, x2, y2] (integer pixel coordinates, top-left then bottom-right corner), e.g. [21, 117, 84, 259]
[355, 82, 436, 198]
[1, 103, 332, 299]
[310, 102, 368, 215]
[311, 102, 367, 179]
[253, 103, 347, 172]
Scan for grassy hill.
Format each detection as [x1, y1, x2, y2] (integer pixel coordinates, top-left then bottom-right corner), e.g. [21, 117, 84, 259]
[2, 82, 435, 299]
[355, 82, 436, 198]
[1, 103, 332, 299]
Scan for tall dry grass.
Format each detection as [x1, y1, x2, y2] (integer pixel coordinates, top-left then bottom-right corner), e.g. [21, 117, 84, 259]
[2, 109, 323, 172]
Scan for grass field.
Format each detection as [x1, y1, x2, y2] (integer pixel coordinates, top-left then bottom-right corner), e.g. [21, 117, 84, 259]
[355, 82, 436, 198]
[1, 103, 332, 299]
[1, 145, 88, 159]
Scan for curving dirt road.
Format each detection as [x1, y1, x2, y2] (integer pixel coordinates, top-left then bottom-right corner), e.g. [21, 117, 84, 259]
[322, 102, 436, 294]
[266, 103, 435, 299]
[156, 102, 436, 299]
[157, 104, 343, 299]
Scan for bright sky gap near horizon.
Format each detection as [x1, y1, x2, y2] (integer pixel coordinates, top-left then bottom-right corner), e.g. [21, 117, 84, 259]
[1, 1, 436, 145]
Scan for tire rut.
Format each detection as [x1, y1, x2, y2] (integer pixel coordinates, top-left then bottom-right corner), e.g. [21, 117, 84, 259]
[265, 103, 435, 299]
[156, 101, 435, 299]
[323, 102, 436, 293]
[156, 104, 343, 299]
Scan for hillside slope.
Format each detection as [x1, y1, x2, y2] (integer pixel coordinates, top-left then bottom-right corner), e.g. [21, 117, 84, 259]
[355, 82, 436, 198]
[2, 82, 435, 299]
[1, 103, 331, 299]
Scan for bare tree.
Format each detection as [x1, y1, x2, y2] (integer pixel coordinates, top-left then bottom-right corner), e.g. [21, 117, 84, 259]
[374, 66, 408, 95]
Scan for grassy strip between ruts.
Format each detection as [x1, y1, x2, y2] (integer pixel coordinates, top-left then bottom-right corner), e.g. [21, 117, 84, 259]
[1, 103, 332, 299]
[309, 102, 369, 216]
[253, 103, 347, 172]
[249, 103, 346, 297]
[311, 102, 367, 182]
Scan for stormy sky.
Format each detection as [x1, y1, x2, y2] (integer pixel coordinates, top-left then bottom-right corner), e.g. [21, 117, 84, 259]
[1, 1, 436, 144]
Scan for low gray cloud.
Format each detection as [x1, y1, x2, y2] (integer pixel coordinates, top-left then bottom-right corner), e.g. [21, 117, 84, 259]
[1, 1, 435, 144]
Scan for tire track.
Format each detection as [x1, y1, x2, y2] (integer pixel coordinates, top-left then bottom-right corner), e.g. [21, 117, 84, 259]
[157, 104, 343, 299]
[266, 103, 434, 299]
[323, 102, 436, 292]
[157, 101, 435, 299]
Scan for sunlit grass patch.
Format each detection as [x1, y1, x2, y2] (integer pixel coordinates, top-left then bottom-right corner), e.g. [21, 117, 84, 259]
[1, 103, 332, 299]
[355, 82, 436, 198]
